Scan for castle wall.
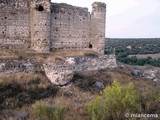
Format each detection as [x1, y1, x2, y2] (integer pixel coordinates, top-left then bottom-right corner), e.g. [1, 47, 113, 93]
[0, 0, 30, 49]
[51, 3, 91, 51]
[30, 0, 51, 52]
[0, 0, 106, 54]
[90, 2, 106, 54]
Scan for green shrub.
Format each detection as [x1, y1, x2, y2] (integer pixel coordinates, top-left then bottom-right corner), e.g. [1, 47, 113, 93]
[32, 102, 65, 120]
[117, 57, 160, 67]
[87, 81, 141, 120]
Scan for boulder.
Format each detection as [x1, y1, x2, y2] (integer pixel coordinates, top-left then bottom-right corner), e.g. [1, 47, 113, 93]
[43, 55, 117, 86]
[153, 78, 159, 82]
[143, 69, 158, 80]
[43, 57, 75, 85]
[131, 69, 143, 77]
[93, 82, 105, 89]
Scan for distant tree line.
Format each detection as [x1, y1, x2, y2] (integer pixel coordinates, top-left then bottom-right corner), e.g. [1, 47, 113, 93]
[117, 57, 160, 67]
[105, 38, 160, 67]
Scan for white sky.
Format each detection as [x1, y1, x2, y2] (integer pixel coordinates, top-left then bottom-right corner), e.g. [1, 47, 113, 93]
[51, 0, 160, 38]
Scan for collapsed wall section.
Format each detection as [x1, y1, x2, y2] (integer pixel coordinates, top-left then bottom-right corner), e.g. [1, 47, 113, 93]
[51, 3, 90, 51]
[0, 0, 30, 49]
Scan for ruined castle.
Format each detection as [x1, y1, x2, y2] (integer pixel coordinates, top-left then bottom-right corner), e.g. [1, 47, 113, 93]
[0, 0, 106, 54]
[0, 0, 118, 86]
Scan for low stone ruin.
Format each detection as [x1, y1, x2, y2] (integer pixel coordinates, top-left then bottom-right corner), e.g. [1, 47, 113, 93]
[0, 55, 117, 85]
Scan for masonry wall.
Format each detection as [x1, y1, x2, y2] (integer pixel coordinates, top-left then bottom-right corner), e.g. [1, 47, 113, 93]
[90, 2, 106, 54]
[0, 0, 30, 49]
[0, 0, 106, 54]
[51, 3, 91, 51]
[30, 0, 51, 53]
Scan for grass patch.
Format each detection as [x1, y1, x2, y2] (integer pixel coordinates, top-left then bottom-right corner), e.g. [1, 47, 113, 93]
[31, 102, 65, 120]
[0, 73, 59, 110]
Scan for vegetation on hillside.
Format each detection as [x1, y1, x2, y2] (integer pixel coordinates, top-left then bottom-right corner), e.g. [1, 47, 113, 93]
[106, 38, 160, 56]
[87, 80, 160, 120]
[31, 102, 65, 120]
[0, 68, 160, 120]
[0, 38, 160, 119]
[87, 81, 141, 120]
[105, 38, 160, 67]
[117, 57, 160, 67]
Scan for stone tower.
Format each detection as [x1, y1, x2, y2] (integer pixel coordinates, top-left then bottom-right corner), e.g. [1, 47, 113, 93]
[90, 2, 106, 54]
[30, 0, 51, 53]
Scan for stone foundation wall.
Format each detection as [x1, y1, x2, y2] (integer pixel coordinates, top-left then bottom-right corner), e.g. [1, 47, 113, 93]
[0, 55, 117, 85]
[75, 55, 117, 71]
[0, 55, 116, 74]
[0, 59, 36, 74]
[42, 55, 116, 73]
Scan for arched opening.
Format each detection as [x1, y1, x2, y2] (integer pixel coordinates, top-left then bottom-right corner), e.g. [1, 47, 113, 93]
[36, 5, 44, 11]
[89, 43, 93, 48]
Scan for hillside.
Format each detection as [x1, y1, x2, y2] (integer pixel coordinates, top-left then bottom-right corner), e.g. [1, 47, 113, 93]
[106, 38, 160, 67]
[0, 62, 160, 120]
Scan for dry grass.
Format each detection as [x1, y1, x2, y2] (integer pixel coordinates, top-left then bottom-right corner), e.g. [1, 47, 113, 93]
[45, 56, 66, 64]
[0, 58, 160, 119]
[0, 72, 58, 111]
[0, 49, 97, 66]
[0, 49, 95, 58]
[42, 85, 95, 120]
[0, 71, 53, 88]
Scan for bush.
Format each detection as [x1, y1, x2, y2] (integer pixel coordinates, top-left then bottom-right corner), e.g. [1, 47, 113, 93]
[32, 102, 65, 120]
[140, 91, 160, 114]
[87, 81, 141, 120]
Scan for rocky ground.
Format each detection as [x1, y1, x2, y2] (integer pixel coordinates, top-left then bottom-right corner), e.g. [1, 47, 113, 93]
[0, 62, 160, 120]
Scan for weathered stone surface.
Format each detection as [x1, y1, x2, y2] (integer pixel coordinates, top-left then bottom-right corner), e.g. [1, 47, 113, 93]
[131, 69, 143, 77]
[0, 54, 117, 85]
[43, 57, 75, 85]
[75, 55, 117, 71]
[93, 82, 105, 89]
[43, 55, 116, 85]
[0, 1, 116, 86]
[143, 69, 159, 81]
[123, 64, 160, 82]
[0, 59, 36, 74]
[0, 1, 106, 54]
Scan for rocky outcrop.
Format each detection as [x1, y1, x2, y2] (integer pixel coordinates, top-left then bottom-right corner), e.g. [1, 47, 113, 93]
[0, 55, 117, 86]
[75, 55, 117, 71]
[92, 82, 105, 89]
[43, 57, 75, 85]
[131, 69, 143, 77]
[143, 69, 159, 81]
[121, 63, 160, 82]
[43, 55, 117, 85]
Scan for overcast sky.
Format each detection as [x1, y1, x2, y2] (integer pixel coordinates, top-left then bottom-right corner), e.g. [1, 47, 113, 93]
[51, 0, 160, 38]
